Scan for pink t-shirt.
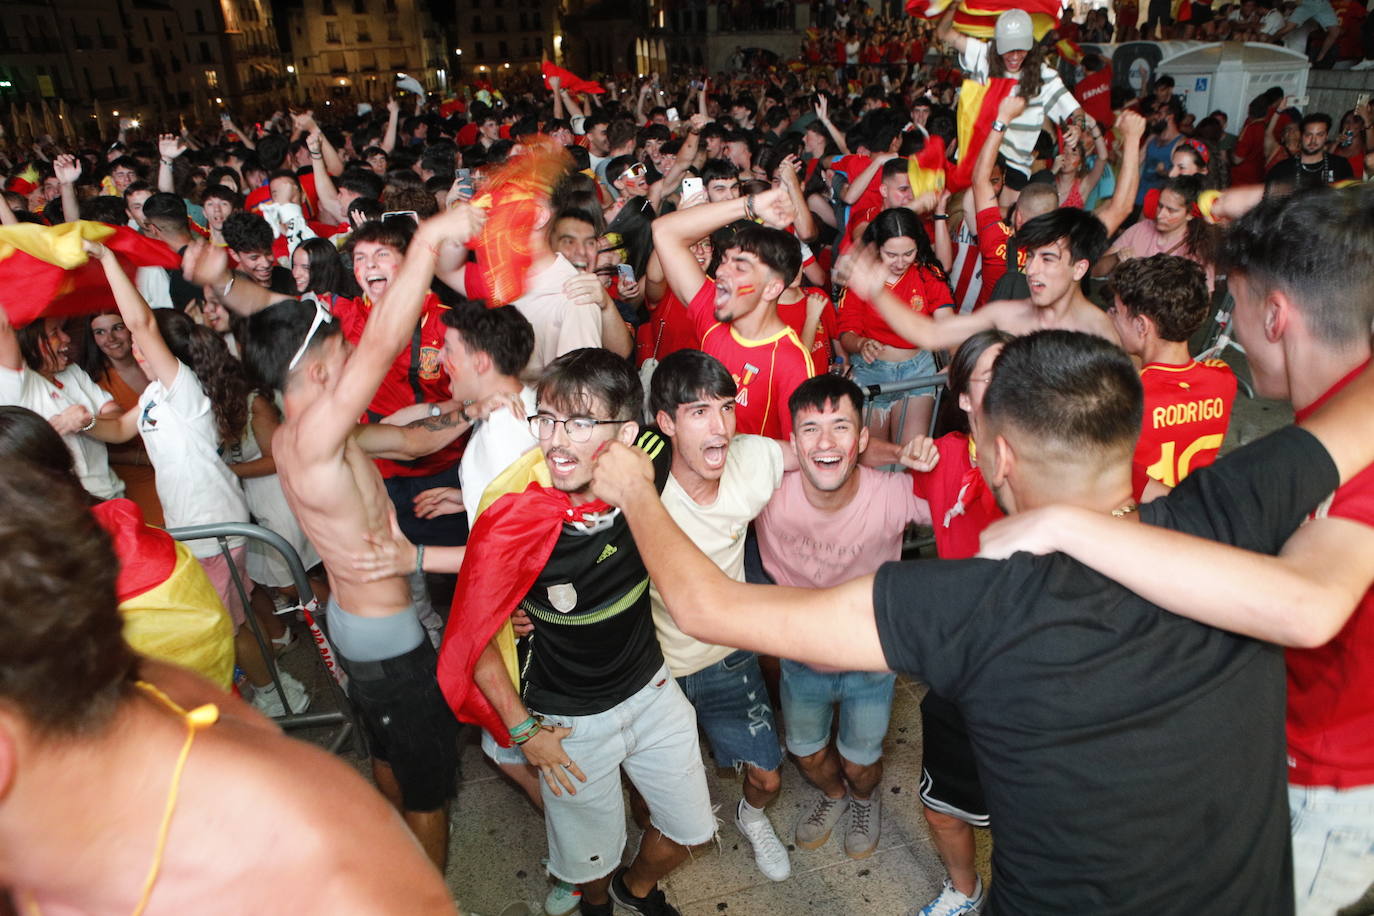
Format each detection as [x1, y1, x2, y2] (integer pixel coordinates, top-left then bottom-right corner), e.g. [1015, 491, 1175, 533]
[757, 466, 930, 589]
[1112, 220, 1216, 290]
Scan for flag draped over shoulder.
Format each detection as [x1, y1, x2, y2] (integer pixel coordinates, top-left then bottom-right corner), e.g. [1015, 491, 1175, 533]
[469, 138, 571, 305]
[436, 449, 623, 746]
[0, 221, 182, 327]
[946, 77, 1018, 193]
[541, 61, 605, 95]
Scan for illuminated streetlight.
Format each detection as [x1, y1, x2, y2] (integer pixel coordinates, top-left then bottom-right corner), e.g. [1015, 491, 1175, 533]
[286, 64, 296, 73]
[503, 62, 510, 69]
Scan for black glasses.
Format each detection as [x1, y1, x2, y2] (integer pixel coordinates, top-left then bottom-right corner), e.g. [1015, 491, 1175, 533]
[529, 415, 625, 443]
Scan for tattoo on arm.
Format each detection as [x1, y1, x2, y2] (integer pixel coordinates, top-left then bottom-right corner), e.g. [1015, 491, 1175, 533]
[405, 409, 466, 431]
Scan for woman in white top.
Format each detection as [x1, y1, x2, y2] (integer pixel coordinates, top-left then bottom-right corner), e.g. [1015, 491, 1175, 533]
[87, 240, 309, 717]
[937, 8, 1085, 198]
[0, 309, 125, 501]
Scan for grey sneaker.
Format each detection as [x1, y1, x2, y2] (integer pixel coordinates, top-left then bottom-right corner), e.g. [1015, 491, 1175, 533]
[795, 792, 849, 849]
[844, 795, 880, 859]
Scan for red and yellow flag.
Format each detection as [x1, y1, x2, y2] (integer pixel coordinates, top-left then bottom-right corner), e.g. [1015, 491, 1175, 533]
[469, 137, 572, 305]
[0, 221, 182, 327]
[947, 76, 1018, 193]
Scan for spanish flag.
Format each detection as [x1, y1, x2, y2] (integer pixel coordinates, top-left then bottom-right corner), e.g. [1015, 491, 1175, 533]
[0, 221, 182, 327]
[541, 61, 605, 96]
[908, 134, 949, 200]
[908, 0, 1059, 37]
[947, 76, 1018, 193]
[469, 137, 572, 305]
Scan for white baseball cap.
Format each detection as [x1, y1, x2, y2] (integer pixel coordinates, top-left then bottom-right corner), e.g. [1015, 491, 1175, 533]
[994, 9, 1035, 55]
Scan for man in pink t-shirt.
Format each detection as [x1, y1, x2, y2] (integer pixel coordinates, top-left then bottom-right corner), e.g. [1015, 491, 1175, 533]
[756, 374, 933, 861]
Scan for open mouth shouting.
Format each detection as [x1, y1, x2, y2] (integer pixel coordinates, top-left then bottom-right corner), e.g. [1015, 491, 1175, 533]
[701, 437, 730, 471]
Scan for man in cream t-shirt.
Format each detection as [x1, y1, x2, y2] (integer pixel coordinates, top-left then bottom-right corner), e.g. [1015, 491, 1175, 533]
[643, 350, 793, 884]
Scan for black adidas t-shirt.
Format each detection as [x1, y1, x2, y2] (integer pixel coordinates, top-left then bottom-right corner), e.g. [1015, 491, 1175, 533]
[873, 425, 1335, 915]
[521, 429, 672, 717]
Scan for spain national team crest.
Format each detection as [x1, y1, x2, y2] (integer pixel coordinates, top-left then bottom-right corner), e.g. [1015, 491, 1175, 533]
[547, 583, 578, 613]
[418, 345, 443, 380]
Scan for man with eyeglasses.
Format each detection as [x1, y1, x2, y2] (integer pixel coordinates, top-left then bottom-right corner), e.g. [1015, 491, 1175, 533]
[435, 348, 713, 916]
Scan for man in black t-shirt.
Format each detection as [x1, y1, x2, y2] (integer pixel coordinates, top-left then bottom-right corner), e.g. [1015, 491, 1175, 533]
[471, 348, 714, 916]
[1265, 112, 1354, 192]
[591, 330, 1374, 915]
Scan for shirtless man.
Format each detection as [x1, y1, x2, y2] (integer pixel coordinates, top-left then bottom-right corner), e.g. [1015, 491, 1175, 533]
[842, 204, 1121, 351]
[0, 463, 458, 916]
[236, 203, 486, 868]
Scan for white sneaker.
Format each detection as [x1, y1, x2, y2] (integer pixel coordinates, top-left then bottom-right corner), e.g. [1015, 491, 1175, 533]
[542, 879, 580, 916]
[735, 801, 792, 881]
[1351, 58, 1374, 70]
[912, 876, 985, 916]
[249, 670, 311, 718]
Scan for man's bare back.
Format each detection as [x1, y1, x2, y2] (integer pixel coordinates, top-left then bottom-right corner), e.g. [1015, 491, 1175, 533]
[982, 294, 1122, 345]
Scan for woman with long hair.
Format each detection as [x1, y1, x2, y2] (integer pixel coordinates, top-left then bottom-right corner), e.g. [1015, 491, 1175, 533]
[85, 239, 310, 719]
[0, 309, 125, 502]
[291, 235, 358, 302]
[81, 310, 164, 525]
[838, 207, 956, 443]
[906, 329, 1012, 916]
[1052, 117, 1110, 210]
[1094, 175, 1217, 289]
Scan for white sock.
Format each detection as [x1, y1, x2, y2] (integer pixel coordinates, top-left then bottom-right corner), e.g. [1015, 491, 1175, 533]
[738, 798, 767, 824]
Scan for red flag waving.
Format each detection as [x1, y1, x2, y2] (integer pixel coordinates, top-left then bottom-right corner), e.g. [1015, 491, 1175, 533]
[947, 77, 1018, 193]
[541, 61, 605, 95]
[469, 137, 572, 305]
[1073, 66, 1115, 127]
[0, 221, 182, 327]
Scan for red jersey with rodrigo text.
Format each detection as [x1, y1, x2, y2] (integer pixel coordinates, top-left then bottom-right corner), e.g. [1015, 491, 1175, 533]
[688, 279, 816, 439]
[332, 291, 464, 478]
[1131, 359, 1237, 497]
[837, 264, 954, 349]
[1289, 360, 1374, 788]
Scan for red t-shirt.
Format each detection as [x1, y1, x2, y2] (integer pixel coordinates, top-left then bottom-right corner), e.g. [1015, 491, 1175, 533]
[1130, 359, 1237, 498]
[885, 39, 905, 63]
[1288, 360, 1374, 788]
[634, 288, 699, 367]
[910, 432, 1002, 559]
[907, 39, 926, 63]
[974, 205, 1020, 308]
[457, 123, 480, 147]
[833, 40, 847, 64]
[860, 42, 884, 64]
[775, 285, 839, 370]
[688, 279, 816, 439]
[331, 291, 465, 478]
[837, 264, 954, 349]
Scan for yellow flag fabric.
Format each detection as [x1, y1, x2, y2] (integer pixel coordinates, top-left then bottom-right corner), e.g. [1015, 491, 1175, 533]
[120, 540, 236, 688]
[0, 220, 116, 268]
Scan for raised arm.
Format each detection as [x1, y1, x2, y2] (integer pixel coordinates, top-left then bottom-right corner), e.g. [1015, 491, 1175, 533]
[779, 153, 818, 242]
[53, 153, 83, 224]
[935, 6, 969, 53]
[974, 95, 1024, 214]
[296, 204, 485, 454]
[560, 87, 586, 120]
[308, 129, 344, 224]
[651, 185, 793, 304]
[550, 75, 565, 120]
[181, 241, 281, 315]
[1078, 119, 1110, 199]
[591, 441, 889, 671]
[841, 152, 894, 206]
[813, 95, 850, 156]
[381, 97, 400, 155]
[157, 134, 186, 194]
[932, 189, 954, 272]
[1093, 109, 1146, 236]
[296, 111, 343, 176]
[88, 242, 181, 389]
[649, 113, 705, 209]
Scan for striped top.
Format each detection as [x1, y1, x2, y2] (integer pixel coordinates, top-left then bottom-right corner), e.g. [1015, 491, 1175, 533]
[959, 39, 1081, 176]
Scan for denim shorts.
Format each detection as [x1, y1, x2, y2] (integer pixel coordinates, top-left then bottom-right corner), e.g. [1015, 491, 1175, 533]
[533, 664, 717, 884]
[1289, 782, 1374, 915]
[677, 650, 784, 773]
[850, 349, 939, 408]
[780, 658, 896, 767]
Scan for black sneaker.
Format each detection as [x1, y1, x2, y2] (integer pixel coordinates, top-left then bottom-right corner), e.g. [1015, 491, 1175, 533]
[608, 868, 681, 916]
[578, 897, 613, 916]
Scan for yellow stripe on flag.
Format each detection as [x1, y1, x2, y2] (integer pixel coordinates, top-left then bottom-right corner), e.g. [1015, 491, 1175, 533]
[0, 220, 116, 269]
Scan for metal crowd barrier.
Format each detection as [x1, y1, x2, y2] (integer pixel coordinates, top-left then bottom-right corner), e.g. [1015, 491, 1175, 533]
[169, 522, 363, 756]
[857, 370, 949, 441]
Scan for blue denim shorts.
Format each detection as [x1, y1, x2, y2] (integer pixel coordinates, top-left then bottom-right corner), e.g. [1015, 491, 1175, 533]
[532, 664, 716, 884]
[677, 650, 784, 773]
[850, 349, 939, 408]
[780, 658, 897, 766]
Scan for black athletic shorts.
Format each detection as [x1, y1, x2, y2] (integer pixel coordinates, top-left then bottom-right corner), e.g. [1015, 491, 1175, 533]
[341, 639, 459, 811]
[919, 690, 989, 827]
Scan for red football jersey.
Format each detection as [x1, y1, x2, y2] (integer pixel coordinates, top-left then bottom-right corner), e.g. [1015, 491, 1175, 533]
[635, 288, 699, 368]
[1288, 360, 1374, 788]
[688, 280, 816, 439]
[775, 285, 839, 370]
[332, 291, 463, 478]
[837, 264, 954, 349]
[910, 432, 1003, 560]
[1131, 358, 1237, 496]
[974, 205, 1021, 308]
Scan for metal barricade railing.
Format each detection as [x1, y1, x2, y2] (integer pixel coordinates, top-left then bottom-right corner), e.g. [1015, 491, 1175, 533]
[169, 522, 363, 756]
[857, 370, 949, 442]
[1196, 291, 1256, 400]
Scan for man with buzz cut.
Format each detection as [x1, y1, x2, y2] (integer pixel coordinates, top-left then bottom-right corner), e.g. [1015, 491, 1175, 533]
[439, 348, 714, 916]
[590, 326, 1374, 915]
[653, 185, 817, 440]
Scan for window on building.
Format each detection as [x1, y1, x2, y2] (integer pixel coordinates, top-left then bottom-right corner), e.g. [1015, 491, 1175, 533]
[520, 37, 530, 57]
[144, 18, 153, 41]
[495, 14, 505, 30]
[353, 0, 367, 11]
[385, 0, 396, 10]
[356, 19, 370, 41]
[205, 68, 219, 88]
[325, 20, 340, 42]
[498, 39, 508, 57]
[533, 11, 542, 29]
[472, 15, 482, 33]
[475, 40, 484, 57]
[519, 12, 528, 29]
[322, 0, 337, 14]
[200, 41, 212, 62]
[195, 10, 205, 31]
[388, 22, 401, 40]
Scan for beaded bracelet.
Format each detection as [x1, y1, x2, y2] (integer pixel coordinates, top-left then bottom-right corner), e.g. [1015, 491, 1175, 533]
[509, 715, 543, 745]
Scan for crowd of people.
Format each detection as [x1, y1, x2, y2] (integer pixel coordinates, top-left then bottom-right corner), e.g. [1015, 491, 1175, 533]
[2, 4, 1374, 916]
